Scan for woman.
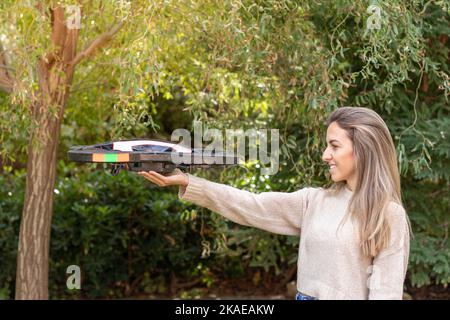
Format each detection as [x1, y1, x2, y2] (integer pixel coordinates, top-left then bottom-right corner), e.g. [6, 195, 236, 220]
[138, 107, 411, 300]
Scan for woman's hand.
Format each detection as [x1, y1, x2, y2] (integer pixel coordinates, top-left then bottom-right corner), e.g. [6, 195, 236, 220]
[138, 168, 189, 187]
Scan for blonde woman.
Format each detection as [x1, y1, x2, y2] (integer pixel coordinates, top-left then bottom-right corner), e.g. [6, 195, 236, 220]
[138, 107, 411, 300]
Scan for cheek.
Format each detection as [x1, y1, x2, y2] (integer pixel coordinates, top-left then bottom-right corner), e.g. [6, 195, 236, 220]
[342, 151, 356, 173]
[336, 149, 355, 173]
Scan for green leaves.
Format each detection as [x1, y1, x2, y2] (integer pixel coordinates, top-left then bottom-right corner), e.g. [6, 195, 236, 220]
[0, 0, 448, 296]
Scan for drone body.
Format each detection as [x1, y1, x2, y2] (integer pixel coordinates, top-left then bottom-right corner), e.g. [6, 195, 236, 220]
[68, 139, 239, 175]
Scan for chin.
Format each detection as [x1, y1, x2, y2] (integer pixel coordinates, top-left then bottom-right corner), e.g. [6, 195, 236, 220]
[331, 175, 343, 183]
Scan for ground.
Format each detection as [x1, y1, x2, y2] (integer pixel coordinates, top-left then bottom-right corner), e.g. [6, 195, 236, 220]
[132, 278, 449, 300]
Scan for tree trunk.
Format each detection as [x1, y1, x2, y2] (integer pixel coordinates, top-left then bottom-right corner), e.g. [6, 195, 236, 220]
[15, 105, 64, 299]
[15, 66, 75, 299]
[13, 5, 122, 299]
[15, 7, 78, 300]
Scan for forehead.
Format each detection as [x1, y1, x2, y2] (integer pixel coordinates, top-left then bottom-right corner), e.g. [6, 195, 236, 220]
[326, 122, 351, 143]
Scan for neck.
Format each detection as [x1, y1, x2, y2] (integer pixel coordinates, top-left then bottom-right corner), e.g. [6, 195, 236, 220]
[346, 177, 356, 192]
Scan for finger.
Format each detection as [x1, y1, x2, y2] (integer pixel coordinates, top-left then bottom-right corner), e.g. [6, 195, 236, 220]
[139, 171, 166, 186]
[147, 171, 170, 186]
[148, 170, 168, 179]
[138, 171, 154, 182]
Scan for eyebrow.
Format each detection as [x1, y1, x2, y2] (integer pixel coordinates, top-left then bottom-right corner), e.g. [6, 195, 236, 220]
[327, 139, 341, 144]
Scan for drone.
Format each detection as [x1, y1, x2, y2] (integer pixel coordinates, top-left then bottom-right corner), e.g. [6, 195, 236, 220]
[68, 139, 240, 175]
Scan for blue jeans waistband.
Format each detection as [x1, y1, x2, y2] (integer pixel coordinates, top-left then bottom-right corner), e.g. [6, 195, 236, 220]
[295, 291, 318, 300]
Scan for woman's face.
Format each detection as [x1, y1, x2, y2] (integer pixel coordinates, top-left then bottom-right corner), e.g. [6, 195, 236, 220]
[322, 121, 357, 189]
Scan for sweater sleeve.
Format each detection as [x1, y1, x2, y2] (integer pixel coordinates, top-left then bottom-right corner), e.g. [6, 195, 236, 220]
[178, 173, 314, 236]
[368, 204, 410, 300]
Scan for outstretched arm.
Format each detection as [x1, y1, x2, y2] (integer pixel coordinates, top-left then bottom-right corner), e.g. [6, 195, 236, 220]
[139, 169, 314, 236]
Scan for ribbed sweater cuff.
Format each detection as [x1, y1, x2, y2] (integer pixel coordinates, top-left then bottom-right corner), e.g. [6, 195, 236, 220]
[178, 174, 206, 203]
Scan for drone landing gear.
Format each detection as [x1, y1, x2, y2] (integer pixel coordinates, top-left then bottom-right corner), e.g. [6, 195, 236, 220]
[110, 163, 128, 176]
[108, 162, 222, 176]
[109, 162, 182, 175]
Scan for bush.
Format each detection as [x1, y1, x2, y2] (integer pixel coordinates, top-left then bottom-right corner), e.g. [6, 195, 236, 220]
[1, 159, 448, 299]
[0, 162, 225, 299]
[1, 1, 449, 298]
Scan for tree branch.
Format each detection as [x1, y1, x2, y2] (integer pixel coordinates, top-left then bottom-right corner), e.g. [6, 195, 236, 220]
[71, 21, 124, 67]
[43, 6, 67, 69]
[0, 43, 14, 93]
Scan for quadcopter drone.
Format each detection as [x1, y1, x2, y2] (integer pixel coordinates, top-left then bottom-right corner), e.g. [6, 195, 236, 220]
[68, 139, 240, 175]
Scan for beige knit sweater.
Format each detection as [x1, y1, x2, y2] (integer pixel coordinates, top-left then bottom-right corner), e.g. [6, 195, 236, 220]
[178, 174, 410, 300]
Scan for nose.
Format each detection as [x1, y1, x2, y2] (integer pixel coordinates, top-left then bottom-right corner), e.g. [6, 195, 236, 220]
[322, 147, 332, 162]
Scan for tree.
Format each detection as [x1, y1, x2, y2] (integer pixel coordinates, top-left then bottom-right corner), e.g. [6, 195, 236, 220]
[1, 0, 448, 299]
[0, 0, 140, 299]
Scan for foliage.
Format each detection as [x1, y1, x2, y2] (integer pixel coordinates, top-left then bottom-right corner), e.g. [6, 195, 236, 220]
[0, 0, 449, 297]
[0, 162, 226, 299]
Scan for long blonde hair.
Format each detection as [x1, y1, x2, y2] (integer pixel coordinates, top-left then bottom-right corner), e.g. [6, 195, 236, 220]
[326, 107, 410, 257]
